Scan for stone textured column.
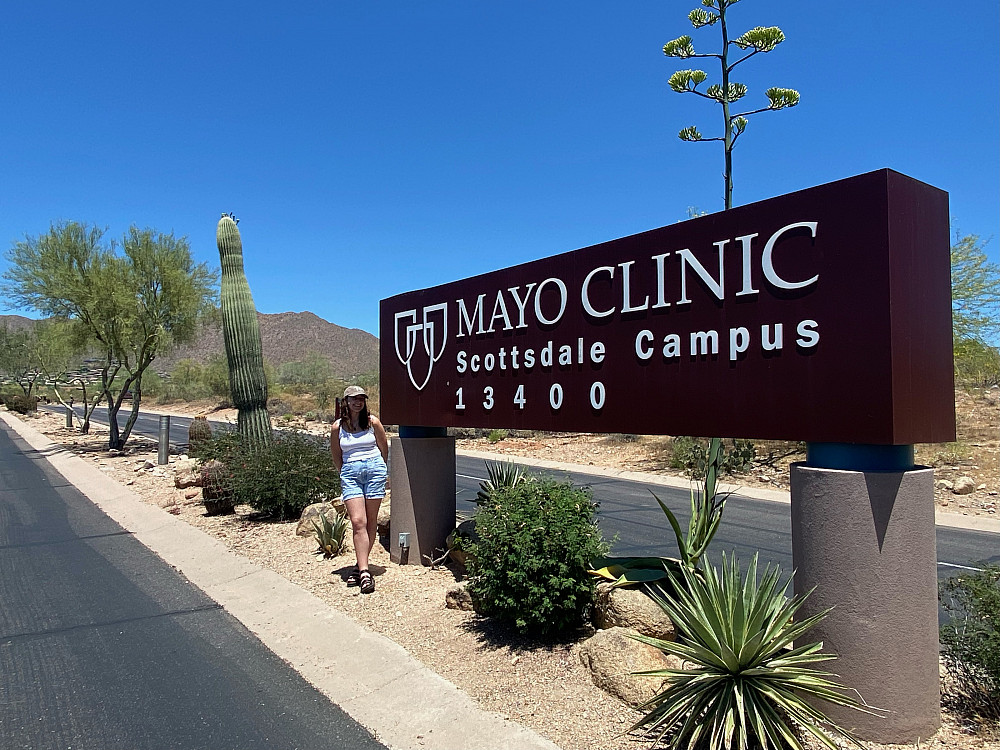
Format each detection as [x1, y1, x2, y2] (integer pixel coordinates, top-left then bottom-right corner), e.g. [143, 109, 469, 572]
[790, 462, 940, 743]
[389, 435, 456, 566]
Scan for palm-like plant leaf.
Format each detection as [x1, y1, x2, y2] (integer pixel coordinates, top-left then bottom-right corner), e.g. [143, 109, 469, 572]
[630, 553, 879, 749]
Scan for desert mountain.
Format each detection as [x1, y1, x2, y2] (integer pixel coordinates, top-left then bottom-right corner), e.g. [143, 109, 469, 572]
[0, 311, 379, 379]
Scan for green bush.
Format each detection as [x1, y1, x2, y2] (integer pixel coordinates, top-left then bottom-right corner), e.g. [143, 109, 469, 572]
[486, 428, 508, 443]
[193, 429, 340, 520]
[955, 338, 1000, 387]
[467, 478, 609, 638]
[940, 564, 1000, 725]
[669, 436, 755, 478]
[2, 393, 38, 414]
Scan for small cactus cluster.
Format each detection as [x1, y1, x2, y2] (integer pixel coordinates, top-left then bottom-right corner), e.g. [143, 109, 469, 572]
[216, 214, 272, 449]
[188, 415, 212, 453]
[200, 459, 235, 515]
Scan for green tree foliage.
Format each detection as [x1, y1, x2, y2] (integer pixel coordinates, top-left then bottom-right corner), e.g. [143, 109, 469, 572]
[951, 233, 1000, 345]
[277, 351, 333, 388]
[664, 0, 799, 209]
[2, 221, 217, 448]
[950, 233, 1000, 385]
[0, 322, 39, 396]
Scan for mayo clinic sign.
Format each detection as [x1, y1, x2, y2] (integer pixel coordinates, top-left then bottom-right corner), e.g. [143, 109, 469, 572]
[380, 169, 956, 444]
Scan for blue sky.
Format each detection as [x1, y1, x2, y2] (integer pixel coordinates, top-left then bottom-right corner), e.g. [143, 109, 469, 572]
[2, 1, 997, 337]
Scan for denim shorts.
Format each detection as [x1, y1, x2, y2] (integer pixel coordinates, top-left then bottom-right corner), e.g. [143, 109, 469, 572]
[340, 456, 387, 500]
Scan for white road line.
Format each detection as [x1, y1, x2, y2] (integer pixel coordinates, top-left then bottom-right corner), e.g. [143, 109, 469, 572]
[938, 561, 984, 572]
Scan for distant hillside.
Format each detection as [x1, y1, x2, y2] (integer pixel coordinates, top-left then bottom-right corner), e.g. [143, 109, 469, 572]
[158, 311, 379, 378]
[0, 311, 380, 379]
[0, 314, 38, 333]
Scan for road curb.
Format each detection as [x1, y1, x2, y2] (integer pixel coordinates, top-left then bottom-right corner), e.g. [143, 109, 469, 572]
[0, 412, 560, 750]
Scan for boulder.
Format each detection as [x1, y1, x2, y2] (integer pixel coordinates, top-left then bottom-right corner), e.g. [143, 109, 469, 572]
[577, 626, 681, 706]
[445, 584, 474, 611]
[592, 582, 676, 640]
[174, 469, 201, 489]
[296, 502, 344, 537]
[952, 476, 976, 495]
[376, 491, 391, 538]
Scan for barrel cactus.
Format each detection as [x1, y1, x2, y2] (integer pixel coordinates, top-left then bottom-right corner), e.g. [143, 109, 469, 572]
[188, 415, 212, 454]
[216, 213, 272, 449]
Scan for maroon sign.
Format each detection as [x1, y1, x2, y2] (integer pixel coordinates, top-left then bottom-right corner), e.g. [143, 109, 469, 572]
[379, 169, 955, 444]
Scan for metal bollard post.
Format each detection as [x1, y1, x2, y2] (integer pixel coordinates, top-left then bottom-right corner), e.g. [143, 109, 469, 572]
[65, 405, 73, 428]
[158, 415, 171, 465]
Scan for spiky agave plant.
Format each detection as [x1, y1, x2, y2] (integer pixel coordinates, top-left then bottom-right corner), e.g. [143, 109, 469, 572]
[312, 511, 349, 558]
[216, 213, 272, 450]
[631, 553, 878, 750]
[475, 459, 530, 504]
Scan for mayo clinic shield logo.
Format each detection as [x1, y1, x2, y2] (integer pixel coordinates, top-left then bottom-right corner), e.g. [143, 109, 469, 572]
[394, 303, 448, 391]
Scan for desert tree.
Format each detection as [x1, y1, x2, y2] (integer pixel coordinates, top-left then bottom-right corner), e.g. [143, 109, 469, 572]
[0, 322, 40, 396]
[2, 221, 218, 448]
[664, 0, 800, 209]
[951, 233, 999, 346]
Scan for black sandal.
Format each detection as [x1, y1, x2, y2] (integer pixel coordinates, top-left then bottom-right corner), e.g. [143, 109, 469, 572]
[345, 566, 360, 586]
[358, 569, 375, 594]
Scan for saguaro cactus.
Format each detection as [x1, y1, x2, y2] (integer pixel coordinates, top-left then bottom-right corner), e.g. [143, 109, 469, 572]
[216, 213, 272, 449]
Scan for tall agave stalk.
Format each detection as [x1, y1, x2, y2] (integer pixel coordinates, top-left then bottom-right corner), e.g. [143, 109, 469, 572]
[216, 213, 272, 449]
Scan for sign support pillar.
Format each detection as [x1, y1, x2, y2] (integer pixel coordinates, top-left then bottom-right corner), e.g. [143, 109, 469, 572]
[790, 444, 940, 743]
[389, 426, 456, 566]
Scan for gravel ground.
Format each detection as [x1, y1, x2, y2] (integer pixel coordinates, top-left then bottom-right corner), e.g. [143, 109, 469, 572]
[9, 406, 998, 750]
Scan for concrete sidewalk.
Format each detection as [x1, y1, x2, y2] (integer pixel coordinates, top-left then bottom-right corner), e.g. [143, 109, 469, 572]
[0, 411, 560, 750]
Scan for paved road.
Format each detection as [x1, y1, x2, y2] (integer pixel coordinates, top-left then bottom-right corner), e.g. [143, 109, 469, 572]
[0, 421, 387, 750]
[61, 405, 999, 574]
[454, 456, 1000, 572]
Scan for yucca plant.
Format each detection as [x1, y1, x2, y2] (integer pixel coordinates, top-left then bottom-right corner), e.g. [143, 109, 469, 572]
[311, 510, 349, 558]
[631, 553, 877, 749]
[475, 460, 530, 504]
[589, 438, 729, 587]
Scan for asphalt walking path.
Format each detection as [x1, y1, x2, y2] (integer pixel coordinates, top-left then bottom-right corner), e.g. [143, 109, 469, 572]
[0, 412, 559, 750]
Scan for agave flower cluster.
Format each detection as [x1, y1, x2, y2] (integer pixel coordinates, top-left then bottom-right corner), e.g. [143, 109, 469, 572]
[631, 554, 876, 750]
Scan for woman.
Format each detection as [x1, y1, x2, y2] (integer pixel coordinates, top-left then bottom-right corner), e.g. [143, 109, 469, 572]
[330, 385, 389, 594]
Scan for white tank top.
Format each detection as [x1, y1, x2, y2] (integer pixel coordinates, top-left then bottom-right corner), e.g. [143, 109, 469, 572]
[340, 424, 381, 463]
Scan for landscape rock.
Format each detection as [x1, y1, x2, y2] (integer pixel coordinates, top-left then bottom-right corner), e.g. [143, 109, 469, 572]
[184, 489, 201, 501]
[446, 518, 479, 567]
[952, 476, 976, 495]
[937, 480, 954, 491]
[445, 584, 474, 611]
[592, 582, 676, 640]
[174, 470, 200, 489]
[577, 626, 680, 706]
[376, 491, 391, 538]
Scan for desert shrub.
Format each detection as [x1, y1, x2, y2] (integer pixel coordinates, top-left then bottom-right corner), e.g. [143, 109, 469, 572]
[2, 393, 38, 414]
[955, 338, 1000, 387]
[192, 429, 340, 520]
[940, 564, 1000, 725]
[669, 436, 755, 478]
[467, 478, 609, 638]
[486, 428, 508, 443]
